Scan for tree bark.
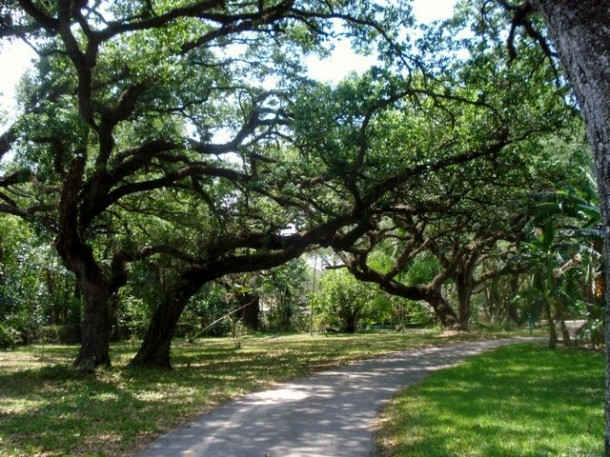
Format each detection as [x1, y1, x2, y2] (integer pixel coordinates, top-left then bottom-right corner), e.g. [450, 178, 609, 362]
[354, 266, 462, 329]
[343, 317, 357, 334]
[455, 271, 474, 329]
[129, 219, 370, 368]
[129, 299, 185, 369]
[73, 276, 112, 370]
[507, 273, 521, 324]
[56, 163, 115, 370]
[559, 318, 572, 347]
[545, 297, 558, 350]
[236, 293, 261, 332]
[426, 289, 463, 330]
[346, 259, 463, 330]
[129, 277, 202, 369]
[527, 1, 610, 452]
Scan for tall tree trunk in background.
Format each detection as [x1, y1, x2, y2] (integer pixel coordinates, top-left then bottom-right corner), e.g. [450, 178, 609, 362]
[451, 251, 480, 329]
[61, 249, 117, 370]
[236, 292, 261, 331]
[545, 296, 558, 349]
[129, 294, 186, 369]
[57, 238, 114, 370]
[507, 273, 521, 324]
[528, 1, 610, 452]
[454, 271, 474, 329]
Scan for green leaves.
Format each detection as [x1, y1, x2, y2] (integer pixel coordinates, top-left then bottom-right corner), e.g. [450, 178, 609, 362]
[0, 0, 596, 366]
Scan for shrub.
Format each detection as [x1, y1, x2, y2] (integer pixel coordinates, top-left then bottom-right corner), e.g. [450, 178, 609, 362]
[0, 323, 21, 349]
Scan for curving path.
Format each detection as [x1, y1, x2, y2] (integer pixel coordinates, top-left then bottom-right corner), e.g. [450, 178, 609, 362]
[138, 337, 541, 457]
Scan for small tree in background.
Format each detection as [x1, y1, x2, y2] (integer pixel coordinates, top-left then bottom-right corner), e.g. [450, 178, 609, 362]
[0, 216, 81, 346]
[260, 258, 310, 332]
[314, 268, 388, 333]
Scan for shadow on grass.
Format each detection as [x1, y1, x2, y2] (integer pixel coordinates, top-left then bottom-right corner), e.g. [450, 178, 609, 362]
[1, 330, 445, 456]
[0, 360, 243, 456]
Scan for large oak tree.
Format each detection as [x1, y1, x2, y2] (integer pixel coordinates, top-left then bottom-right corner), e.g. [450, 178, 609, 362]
[0, 0, 417, 370]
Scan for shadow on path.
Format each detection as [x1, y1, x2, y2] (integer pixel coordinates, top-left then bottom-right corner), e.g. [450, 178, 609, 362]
[138, 338, 543, 457]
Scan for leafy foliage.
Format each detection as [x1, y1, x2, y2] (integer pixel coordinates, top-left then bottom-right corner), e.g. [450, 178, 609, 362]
[0, 217, 81, 346]
[314, 268, 394, 332]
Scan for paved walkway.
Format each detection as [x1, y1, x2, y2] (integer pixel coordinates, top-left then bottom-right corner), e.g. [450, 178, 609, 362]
[138, 338, 541, 457]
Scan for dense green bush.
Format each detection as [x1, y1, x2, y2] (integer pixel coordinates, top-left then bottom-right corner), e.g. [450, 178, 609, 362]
[314, 269, 391, 333]
[0, 323, 21, 349]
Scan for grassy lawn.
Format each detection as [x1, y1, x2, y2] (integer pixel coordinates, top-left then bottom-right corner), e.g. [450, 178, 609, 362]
[375, 343, 604, 457]
[0, 329, 465, 457]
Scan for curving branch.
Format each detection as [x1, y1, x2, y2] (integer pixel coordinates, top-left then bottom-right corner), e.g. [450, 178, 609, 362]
[15, 0, 60, 32]
[493, 0, 560, 81]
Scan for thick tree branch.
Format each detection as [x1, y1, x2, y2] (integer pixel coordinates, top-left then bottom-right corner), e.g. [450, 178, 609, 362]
[16, 0, 60, 31]
[0, 126, 16, 161]
[368, 127, 510, 204]
[0, 169, 32, 187]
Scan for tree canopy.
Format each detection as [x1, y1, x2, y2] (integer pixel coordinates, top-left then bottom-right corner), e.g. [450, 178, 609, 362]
[0, 0, 600, 379]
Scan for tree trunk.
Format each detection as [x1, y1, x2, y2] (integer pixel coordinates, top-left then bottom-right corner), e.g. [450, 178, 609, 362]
[427, 289, 463, 331]
[546, 298, 558, 350]
[455, 272, 474, 329]
[57, 228, 114, 371]
[129, 294, 189, 369]
[129, 231, 326, 368]
[528, 1, 610, 452]
[73, 277, 112, 371]
[278, 292, 292, 331]
[130, 273, 204, 369]
[506, 273, 521, 324]
[344, 318, 357, 334]
[236, 292, 260, 332]
[559, 319, 572, 347]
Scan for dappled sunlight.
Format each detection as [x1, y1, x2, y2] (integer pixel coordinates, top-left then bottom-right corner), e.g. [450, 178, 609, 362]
[0, 345, 76, 373]
[249, 387, 310, 404]
[139, 338, 527, 457]
[1, 334, 540, 456]
[0, 398, 42, 415]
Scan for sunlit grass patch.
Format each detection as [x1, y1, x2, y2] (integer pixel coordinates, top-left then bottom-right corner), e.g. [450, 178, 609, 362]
[0, 344, 76, 373]
[375, 343, 604, 457]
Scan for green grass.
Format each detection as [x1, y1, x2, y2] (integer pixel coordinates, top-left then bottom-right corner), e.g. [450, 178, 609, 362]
[375, 343, 604, 457]
[0, 329, 455, 457]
